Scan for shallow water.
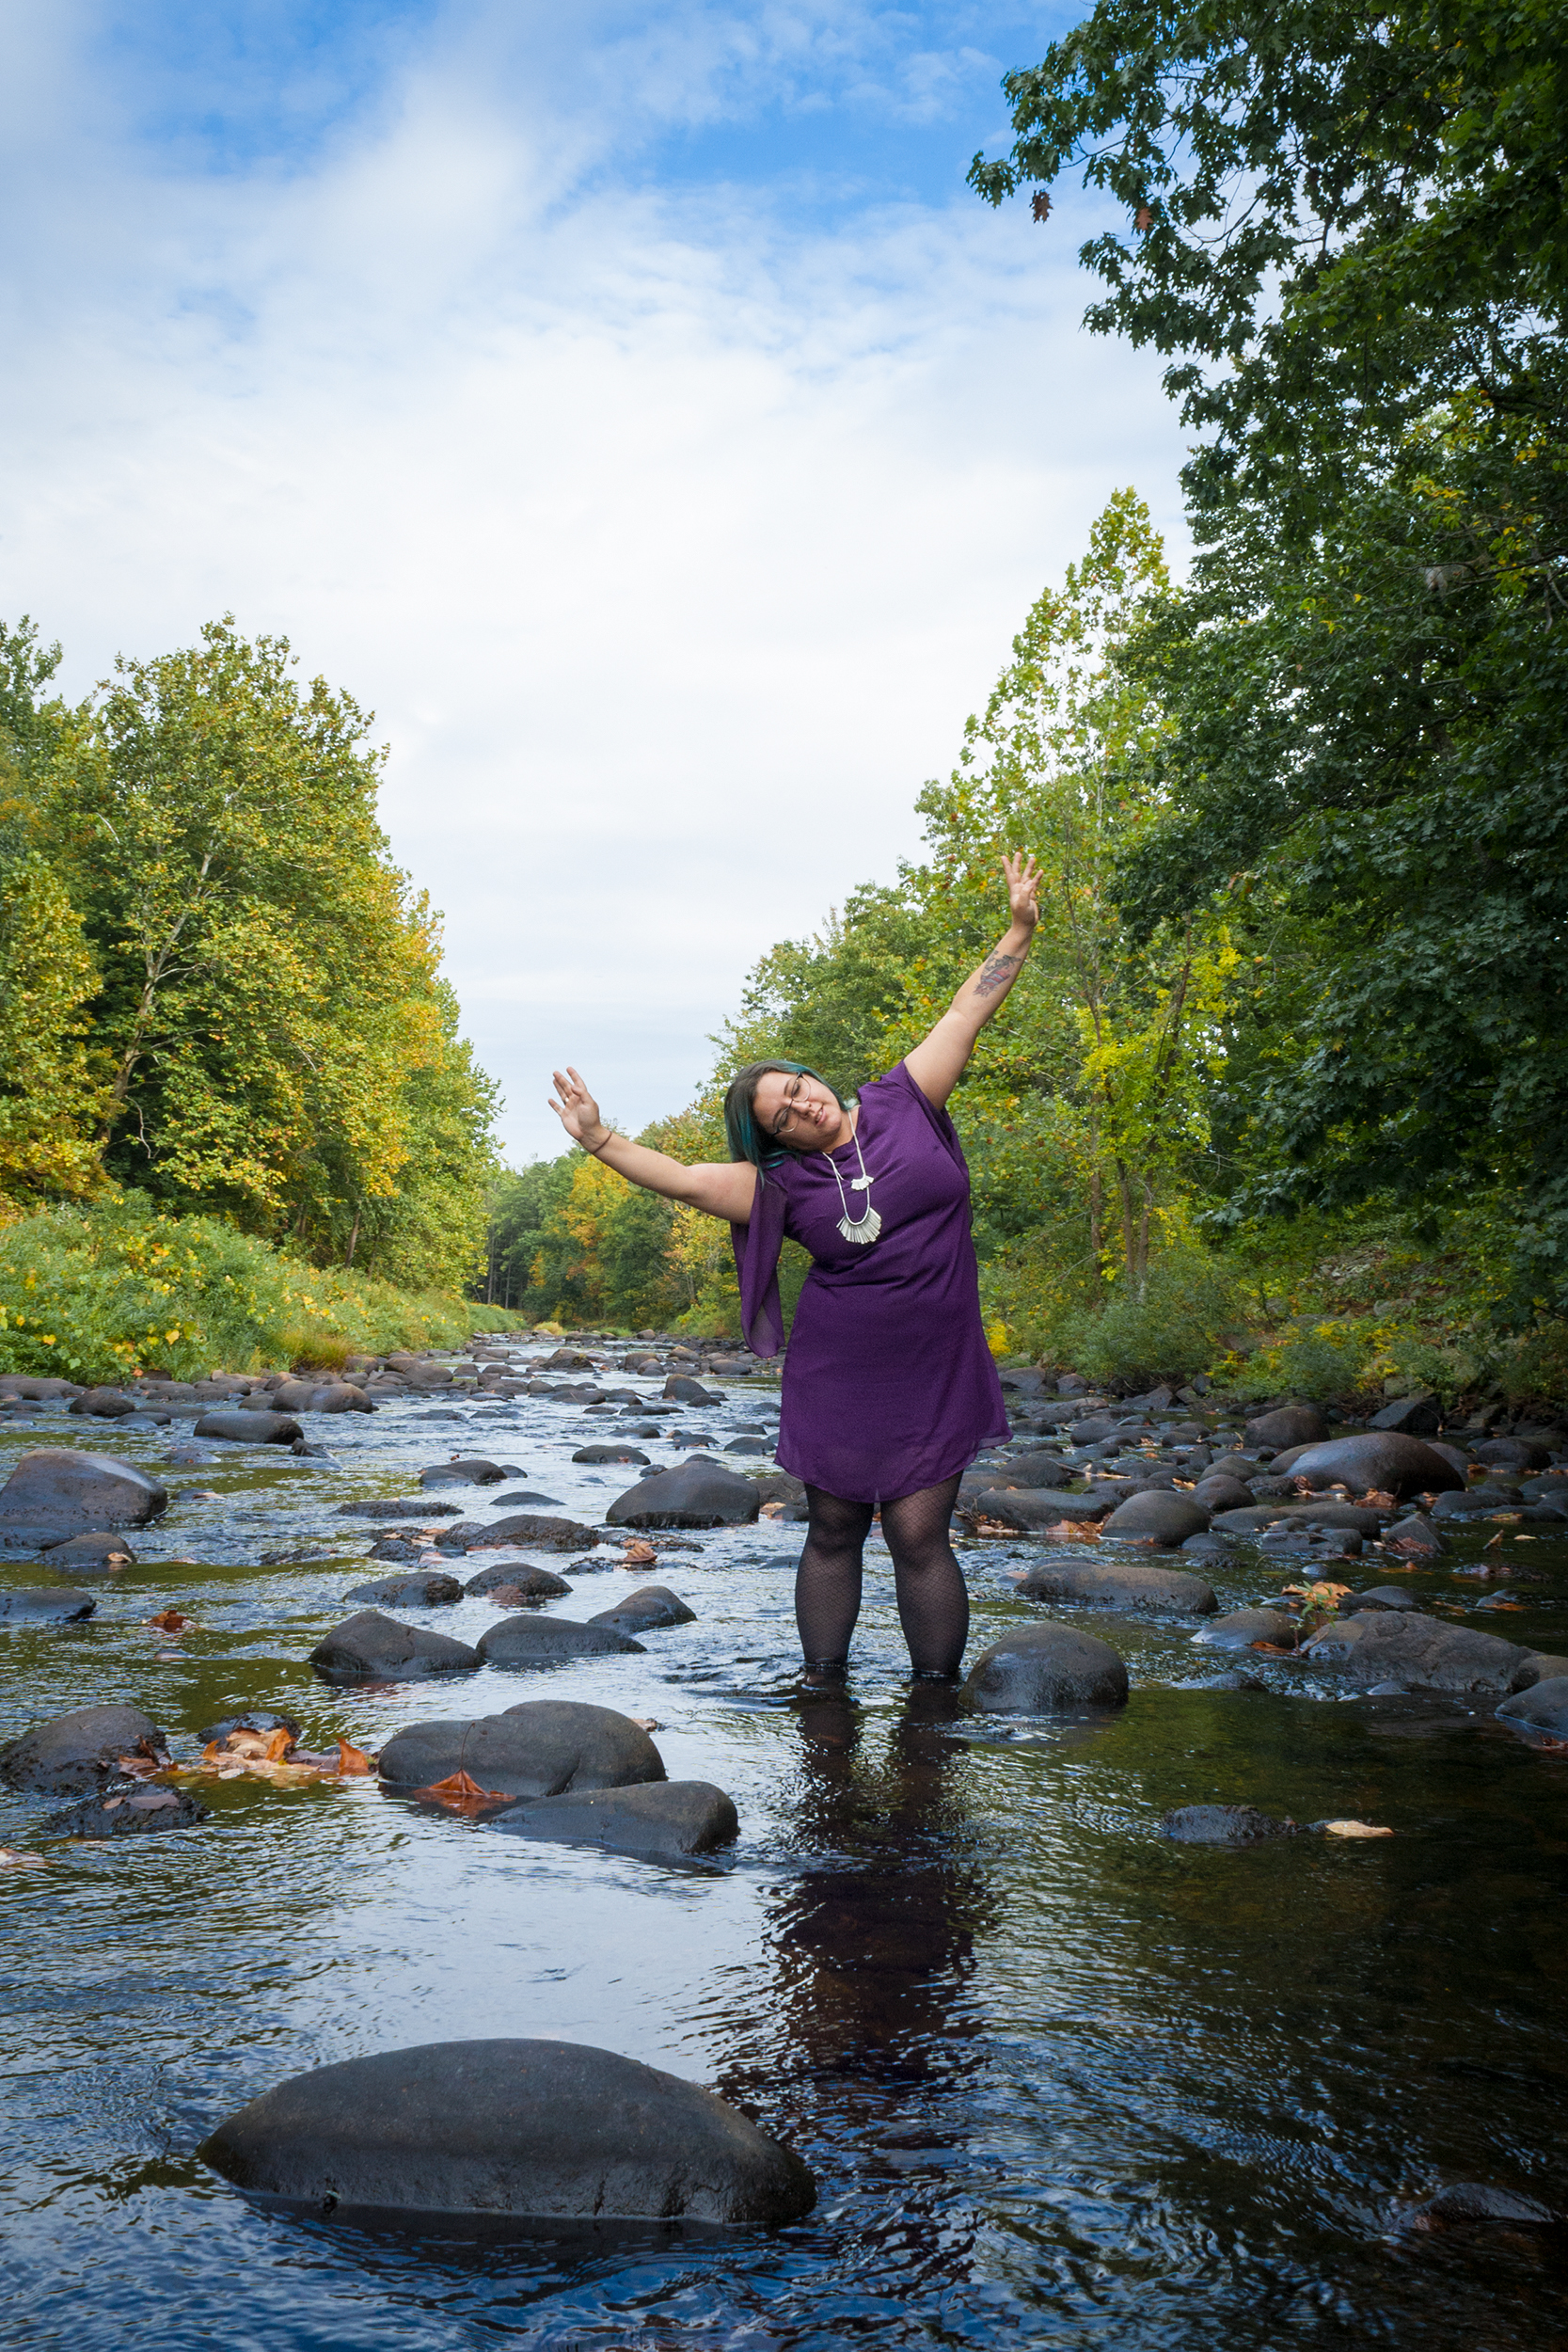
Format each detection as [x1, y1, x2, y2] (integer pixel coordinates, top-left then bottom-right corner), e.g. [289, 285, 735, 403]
[2, 1376, 1566, 2350]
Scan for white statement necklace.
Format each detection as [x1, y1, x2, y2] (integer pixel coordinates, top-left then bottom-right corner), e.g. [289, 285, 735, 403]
[827, 1124, 881, 1247]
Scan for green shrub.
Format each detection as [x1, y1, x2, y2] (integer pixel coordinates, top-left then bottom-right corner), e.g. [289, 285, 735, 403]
[1225, 1327, 1370, 1403]
[1055, 1253, 1243, 1389]
[0, 1197, 525, 1384]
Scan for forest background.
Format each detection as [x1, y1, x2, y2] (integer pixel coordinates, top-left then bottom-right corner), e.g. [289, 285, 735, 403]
[6, 1, 1566, 1411]
[489, 0, 1568, 1413]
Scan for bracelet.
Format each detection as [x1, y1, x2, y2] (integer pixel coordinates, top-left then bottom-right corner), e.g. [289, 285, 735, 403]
[583, 1131, 615, 1158]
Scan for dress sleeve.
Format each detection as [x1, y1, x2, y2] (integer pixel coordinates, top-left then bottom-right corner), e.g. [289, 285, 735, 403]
[730, 1169, 788, 1357]
[871, 1059, 967, 1167]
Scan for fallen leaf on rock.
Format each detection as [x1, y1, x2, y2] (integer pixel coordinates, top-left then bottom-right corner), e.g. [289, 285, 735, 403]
[336, 1740, 376, 1774]
[183, 1489, 221, 1502]
[760, 1502, 784, 1517]
[622, 1540, 657, 1566]
[1044, 1520, 1101, 1543]
[146, 1609, 195, 1634]
[115, 1740, 171, 1778]
[0, 1846, 46, 1868]
[1318, 1820, 1394, 1838]
[409, 1770, 511, 1814]
[1359, 1490, 1397, 1509]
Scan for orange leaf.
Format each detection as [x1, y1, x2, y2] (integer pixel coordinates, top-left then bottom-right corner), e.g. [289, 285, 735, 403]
[1044, 1519, 1101, 1543]
[263, 1726, 295, 1761]
[146, 1609, 192, 1633]
[410, 1769, 510, 1813]
[336, 1740, 376, 1775]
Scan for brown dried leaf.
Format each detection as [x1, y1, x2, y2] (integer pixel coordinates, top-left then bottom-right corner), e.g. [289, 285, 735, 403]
[629, 1716, 660, 1732]
[0, 1846, 47, 1868]
[263, 1727, 295, 1761]
[622, 1540, 657, 1566]
[1319, 1820, 1394, 1838]
[1043, 1519, 1101, 1543]
[410, 1769, 511, 1814]
[336, 1740, 376, 1775]
[146, 1608, 194, 1634]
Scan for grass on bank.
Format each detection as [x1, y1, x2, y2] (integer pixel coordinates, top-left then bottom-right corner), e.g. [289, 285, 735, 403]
[0, 1198, 527, 1385]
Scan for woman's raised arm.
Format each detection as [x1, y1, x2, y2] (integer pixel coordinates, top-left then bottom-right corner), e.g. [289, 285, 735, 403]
[547, 1068, 758, 1224]
[903, 851, 1040, 1110]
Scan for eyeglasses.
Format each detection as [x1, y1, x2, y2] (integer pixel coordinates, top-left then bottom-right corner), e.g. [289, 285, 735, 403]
[766, 1075, 810, 1139]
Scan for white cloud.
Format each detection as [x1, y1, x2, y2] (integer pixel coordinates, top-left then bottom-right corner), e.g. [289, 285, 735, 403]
[0, 4, 1189, 1162]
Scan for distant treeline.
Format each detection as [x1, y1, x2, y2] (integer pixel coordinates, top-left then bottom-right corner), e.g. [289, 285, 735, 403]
[490, 1, 1568, 1407]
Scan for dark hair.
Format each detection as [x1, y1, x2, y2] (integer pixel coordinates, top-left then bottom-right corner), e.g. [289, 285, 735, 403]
[723, 1061, 848, 1169]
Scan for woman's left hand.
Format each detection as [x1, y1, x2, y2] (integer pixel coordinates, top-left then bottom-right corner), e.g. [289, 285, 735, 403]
[1003, 849, 1041, 931]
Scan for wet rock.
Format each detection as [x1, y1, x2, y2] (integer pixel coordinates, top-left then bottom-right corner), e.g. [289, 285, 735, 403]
[0, 1701, 167, 1792]
[470, 1514, 600, 1553]
[475, 1616, 646, 1667]
[1193, 1609, 1298, 1651]
[1430, 1485, 1523, 1518]
[492, 1780, 736, 1861]
[1271, 1433, 1464, 1498]
[663, 1375, 723, 1405]
[198, 2038, 815, 2229]
[0, 1587, 96, 1622]
[1212, 1502, 1388, 1536]
[1163, 1804, 1298, 1845]
[43, 1787, 209, 1837]
[308, 1611, 481, 1683]
[68, 1388, 140, 1419]
[573, 1443, 651, 1465]
[1303, 1612, 1530, 1693]
[981, 1453, 1073, 1491]
[378, 1701, 666, 1798]
[1100, 1491, 1211, 1546]
[1400, 2182, 1560, 2228]
[1015, 1560, 1216, 1613]
[1496, 1676, 1568, 1739]
[587, 1584, 696, 1635]
[419, 1457, 506, 1487]
[274, 1379, 375, 1415]
[1244, 1405, 1329, 1449]
[1191, 1474, 1254, 1512]
[1337, 1585, 1420, 1614]
[1472, 1437, 1552, 1471]
[39, 1530, 138, 1571]
[199, 1710, 300, 1744]
[193, 1410, 304, 1447]
[607, 1458, 759, 1530]
[0, 1448, 167, 1529]
[1515, 1651, 1568, 1688]
[342, 1571, 465, 1607]
[0, 1375, 78, 1400]
[1383, 1515, 1446, 1557]
[543, 1349, 596, 1371]
[338, 1498, 461, 1519]
[1369, 1393, 1442, 1437]
[963, 1488, 1114, 1534]
[464, 1563, 573, 1599]
[963, 1621, 1129, 1713]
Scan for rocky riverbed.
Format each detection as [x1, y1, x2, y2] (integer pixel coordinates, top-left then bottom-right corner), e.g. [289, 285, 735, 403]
[1, 1340, 1565, 2346]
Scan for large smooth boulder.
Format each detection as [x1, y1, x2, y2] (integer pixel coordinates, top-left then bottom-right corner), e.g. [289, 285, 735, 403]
[420, 1457, 506, 1487]
[193, 1410, 303, 1446]
[198, 2039, 815, 2229]
[606, 1458, 759, 1530]
[379, 1701, 666, 1798]
[68, 1388, 140, 1419]
[663, 1375, 722, 1404]
[963, 1488, 1113, 1533]
[963, 1621, 1129, 1713]
[342, 1571, 465, 1607]
[588, 1584, 696, 1635]
[1245, 1405, 1329, 1450]
[0, 1449, 166, 1529]
[464, 1562, 573, 1599]
[0, 1586, 96, 1622]
[476, 1617, 646, 1667]
[1164, 1804, 1297, 1845]
[272, 1379, 375, 1415]
[1303, 1612, 1530, 1693]
[1100, 1491, 1212, 1546]
[308, 1611, 480, 1683]
[0, 1701, 166, 1792]
[1271, 1433, 1463, 1499]
[1191, 1475, 1255, 1512]
[1015, 1560, 1217, 1614]
[1496, 1676, 1568, 1739]
[1193, 1609, 1299, 1651]
[492, 1781, 737, 1861]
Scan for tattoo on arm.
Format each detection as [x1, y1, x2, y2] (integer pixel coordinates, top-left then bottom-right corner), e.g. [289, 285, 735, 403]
[974, 951, 1019, 1000]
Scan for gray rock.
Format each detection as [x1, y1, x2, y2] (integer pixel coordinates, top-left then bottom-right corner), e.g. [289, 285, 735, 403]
[68, 1387, 140, 1419]
[38, 1530, 139, 1571]
[193, 1410, 303, 1446]
[663, 1375, 722, 1405]
[198, 2039, 815, 2229]
[0, 1701, 167, 1792]
[723, 1437, 771, 1455]
[1212, 1502, 1389, 1535]
[476, 1616, 646, 1667]
[963, 1620, 1129, 1713]
[1472, 1437, 1552, 1471]
[1370, 1393, 1442, 1437]
[981, 1452, 1072, 1491]
[1163, 1804, 1298, 1845]
[1496, 1675, 1568, 1739]
[308, 1611, 481, 1683]
[606, 1457, 760, 1530]
[467, 1514, 599, 1552]
[1303, 1612, 1529, 1693]
[0, 1586, 96, 1622]
[1190, 1474, 1254, 1512]
[342, 1571, 465, 1607]
[1244, 1406, 1329, 1449]
[1430, 1485, 1523, 1518]
[419, 1457, 506, 1487]
[1193, 1609, 1298, 1651]
[588, 1584, 696, 1634]
[271, 1379, 375, 1415]
[491, 1780, 737, 1861]
[42, 1787, 208, 1836]
[199, 1710, 299, 1744]
[1100, 1491, 1211, 1546]
[1514, 1653, 1568, 1689]
[573, 1444, 651, 1466]
[463, 1563, 573, 1598]
[337, 1498, 461, 1519]
[1015, 1560, 1217, 1613]
[1383, 1515, 1446, 1557]
[0, 1448, 167, 1528]
[378, 1701, 666, 1798]
[1400, 2182, 1559, 2228]
[1273, 1433, 1464, 1498]
[963, 1488, 1113, 1533]
[1338, 1585, 1420, 1614]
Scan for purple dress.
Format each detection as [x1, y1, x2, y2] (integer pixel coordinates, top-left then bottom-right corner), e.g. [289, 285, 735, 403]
[731, 1060, 1008, 1502]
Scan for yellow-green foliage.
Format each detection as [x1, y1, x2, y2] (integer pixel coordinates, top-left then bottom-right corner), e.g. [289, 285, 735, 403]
[0, 1198, 525, 1385]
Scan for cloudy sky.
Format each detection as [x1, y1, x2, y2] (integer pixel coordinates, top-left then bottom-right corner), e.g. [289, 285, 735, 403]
[1, 2, 1187, 1163]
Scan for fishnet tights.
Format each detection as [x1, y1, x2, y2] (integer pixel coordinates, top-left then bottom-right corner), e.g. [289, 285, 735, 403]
[795, 1473, 968, 1677]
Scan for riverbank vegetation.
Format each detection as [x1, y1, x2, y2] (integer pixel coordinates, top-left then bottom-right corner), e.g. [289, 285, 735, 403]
[491, 2, 1568, 1411]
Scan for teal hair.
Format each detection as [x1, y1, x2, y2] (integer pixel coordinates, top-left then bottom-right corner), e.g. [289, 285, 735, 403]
[723, 1061, 848, 1169]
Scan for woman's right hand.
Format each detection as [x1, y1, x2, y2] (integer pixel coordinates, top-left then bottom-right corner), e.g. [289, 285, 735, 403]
[548, 1067, 609, 1150]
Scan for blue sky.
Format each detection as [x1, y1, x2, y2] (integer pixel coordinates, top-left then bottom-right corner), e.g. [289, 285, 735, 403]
[1, 3, 1186, 1161]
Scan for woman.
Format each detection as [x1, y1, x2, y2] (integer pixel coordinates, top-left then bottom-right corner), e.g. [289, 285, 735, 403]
[548, 850, 1040, 1680]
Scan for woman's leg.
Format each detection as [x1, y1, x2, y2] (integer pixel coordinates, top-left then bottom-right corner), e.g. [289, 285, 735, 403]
[796, 1485, 876, 1667]
[879, 1473, 968, 1677]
